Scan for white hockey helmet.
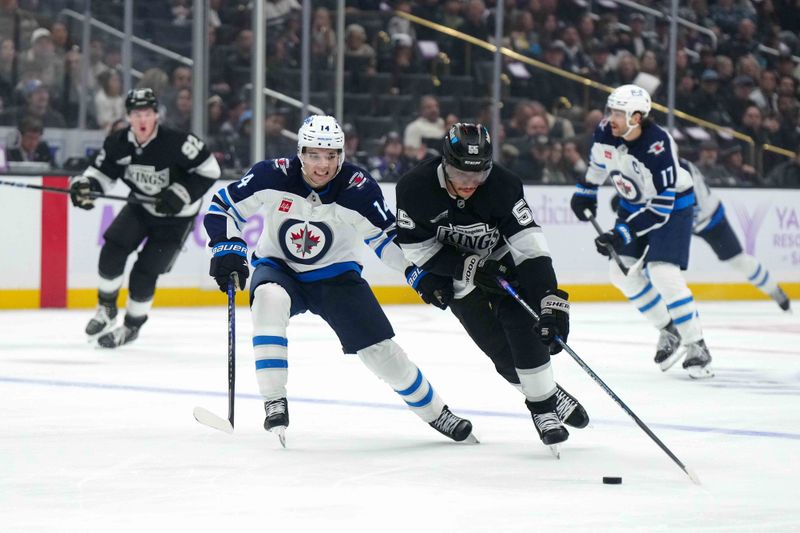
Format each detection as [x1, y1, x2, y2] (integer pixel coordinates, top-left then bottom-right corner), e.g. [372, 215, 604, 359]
[606, 84, 652, 123]
[297, 114, 346, 174]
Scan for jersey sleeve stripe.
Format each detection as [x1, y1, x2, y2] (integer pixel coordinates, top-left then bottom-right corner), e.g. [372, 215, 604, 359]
[399, 237, 443, 267]
[218, 187, 247, 224]
[373, 235, 394, 258]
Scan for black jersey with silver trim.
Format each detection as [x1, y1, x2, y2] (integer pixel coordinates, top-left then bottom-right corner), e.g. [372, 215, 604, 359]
[82, 124, 221, 217]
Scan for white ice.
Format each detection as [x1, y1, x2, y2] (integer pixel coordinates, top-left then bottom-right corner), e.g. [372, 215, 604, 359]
[2, 301, 799, 532]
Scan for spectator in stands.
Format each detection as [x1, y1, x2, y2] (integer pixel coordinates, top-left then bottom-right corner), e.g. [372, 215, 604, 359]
[387, 33, 420, 91]
[515, 114, 550, 154]
[673, 73, 699, 118]
[137, 68, 170, 114]
[310, 7, 335, 70]
[587, 41, 615, 89]
[403, 94, 445, 161]
[0, 38, 14, 105]
[720, 144, 759, 186]
[739, 104, 770, 163]
[504, 100, 534, 139]
[6, 115, 52, 165]
[764, 142, 800, 188]
[750, 69, 779, 114]
[19, 28, 63, 89]
[94, 69, 125, 132]
[530, 100, 575, 140]
[340, 122, 367, 168]
[344, 23, 376, 75]
[369, 131, 410, 182]
[562, 138, 587, 183]
[614, 52, 639, 87]
[264, 109, 295, 160]
[0, 0, 38, 55]
[387, 1, 417, 43]
[575, 108, 603, 157]
[224, 29, 253, 95]
[710, 0, 756, 36]
[737, 54, 761, 83]
[0, 78, 65, 127]
[165, 87, 192, 132]
[726, 75, 757, 128]
[266, 0, 301, 28]
[49, 21, 71, 58]
[627, 14, 650, 58]
[456, 0, 492, 74]
[164, 65, 192, 118]
[444, 112, 460, 133]
[441, 0, 464, 31]
[695, 140, 733, 186]
[562, 25, 590, 76]
[719, 18, 761, 63]
[507, 10, 540, 59]
[692, 69, 732, 126]
[542, 140, 571, 184]
[510, 134, 550, 182]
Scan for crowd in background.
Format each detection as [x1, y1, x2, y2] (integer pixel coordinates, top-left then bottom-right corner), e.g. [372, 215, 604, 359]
[0, 0, 799, 187]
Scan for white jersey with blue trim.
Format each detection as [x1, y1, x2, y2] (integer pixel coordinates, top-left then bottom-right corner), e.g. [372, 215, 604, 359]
[585, 120, 695, 237]
[204, 156, 408, 278]
[680, 159, 722, 233]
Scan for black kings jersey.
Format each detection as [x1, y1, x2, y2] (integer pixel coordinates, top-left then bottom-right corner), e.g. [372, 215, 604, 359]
[82, 124, 221, 217]
[395, 157, 556, 298]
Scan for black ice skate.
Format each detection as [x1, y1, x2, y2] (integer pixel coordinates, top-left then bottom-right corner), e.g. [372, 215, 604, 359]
[769, 287, 791, 312]
[85, 302, 118, 339]
[264, 398, 289, 448]
[429, 405, 478, 443]
[97, 315, 147, 348]
[654, 321, 683, 371]
[554, 384, 589, 429]
[682, 339, 714, 379]
[531, 411, 569, 458]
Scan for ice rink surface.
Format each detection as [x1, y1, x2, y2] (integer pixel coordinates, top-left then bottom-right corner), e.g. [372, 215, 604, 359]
[2, 300, 799, 532]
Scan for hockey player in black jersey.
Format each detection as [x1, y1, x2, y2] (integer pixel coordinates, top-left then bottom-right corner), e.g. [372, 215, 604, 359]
[68, 88, 221, 348]
[395, 123, 589, 454]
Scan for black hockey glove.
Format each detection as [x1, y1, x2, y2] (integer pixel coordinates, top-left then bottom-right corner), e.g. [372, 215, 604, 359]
[405, 266, 454, 310]
[610, 194, 621, 213]
[461, 255, 512, 294]
[595, 223, 633, 257]
[569, 184, 598, 221]
[155, 183, 191, 215]
[536, 289, 570, 355]
[209, 240, 249, 291]
[68, 176, 102, 210]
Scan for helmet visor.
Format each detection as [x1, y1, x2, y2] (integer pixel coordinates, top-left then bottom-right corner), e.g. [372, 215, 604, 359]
[443, 162, 491, 187]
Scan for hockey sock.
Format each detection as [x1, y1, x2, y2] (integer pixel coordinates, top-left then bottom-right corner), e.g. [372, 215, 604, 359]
[516, 361, 557, 404]
[609, 259, 671, 329]
[725, 253, 780, 296]
[358, 339, 445, 423]
[251, 283, 291, 401]
[648, 262, 703, 344]
[98, 274, 124, 298]
[125, 296, 153, 324]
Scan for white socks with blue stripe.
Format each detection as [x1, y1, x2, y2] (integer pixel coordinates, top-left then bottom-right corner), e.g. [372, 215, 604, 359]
[252, 283, 291, 401]
[609, 259, 671, 329]
[648, 262, 703, 345]
[726, 253, 780, 296]
[358, 339, 445, 423]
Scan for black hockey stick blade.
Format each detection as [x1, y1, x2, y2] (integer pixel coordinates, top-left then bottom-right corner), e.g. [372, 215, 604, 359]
[0, 179, 156, 204]
[496, 277, 702, 485]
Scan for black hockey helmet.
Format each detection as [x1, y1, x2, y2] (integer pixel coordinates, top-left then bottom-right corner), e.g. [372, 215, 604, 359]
[442, 123, 493, 172]
[125, 87, 158, 113]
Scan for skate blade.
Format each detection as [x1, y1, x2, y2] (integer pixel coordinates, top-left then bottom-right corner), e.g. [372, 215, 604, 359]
[687, 365, 715, 379]
[548, 444, 561, 459]
[657, 348, 686, 372]
[270, 426, 287, 448]
[463, 432, 480, 444]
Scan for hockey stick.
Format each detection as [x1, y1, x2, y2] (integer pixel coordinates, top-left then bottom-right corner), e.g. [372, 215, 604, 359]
[193, 273, 238, 434]
[496, 277, 701, 485]
[0, 179, 156, 204]
[585, 210, 629, 275]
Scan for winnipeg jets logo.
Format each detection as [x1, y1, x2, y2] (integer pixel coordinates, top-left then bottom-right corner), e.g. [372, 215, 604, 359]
[278, 219, 333, 264]
[274, 158, 291, 175]
[648, 141, 665, 156]
[610, 170, 642, 202]
[290, 226, 321, 256]
[436, 223, 499, 253]
[346, 171, 367, 190]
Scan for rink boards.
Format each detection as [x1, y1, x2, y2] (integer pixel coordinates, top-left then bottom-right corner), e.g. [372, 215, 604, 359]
[0, 174, 798, 309]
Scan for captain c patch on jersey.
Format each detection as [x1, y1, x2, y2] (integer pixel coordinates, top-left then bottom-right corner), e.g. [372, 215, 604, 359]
[436, 222, 500, 254]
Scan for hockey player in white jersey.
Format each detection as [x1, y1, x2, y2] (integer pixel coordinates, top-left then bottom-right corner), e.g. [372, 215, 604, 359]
[203, 115, 474, 446]
[570, 85, 713, 379]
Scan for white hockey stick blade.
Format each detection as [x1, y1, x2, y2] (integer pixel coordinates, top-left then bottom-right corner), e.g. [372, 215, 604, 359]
[685, 466, 702, 485]
[193, 407, 234, 434]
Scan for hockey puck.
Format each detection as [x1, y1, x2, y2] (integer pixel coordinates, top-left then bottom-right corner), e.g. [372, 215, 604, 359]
[602, 476, 622, 485]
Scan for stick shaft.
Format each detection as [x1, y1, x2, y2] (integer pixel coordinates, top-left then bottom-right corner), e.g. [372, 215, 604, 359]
[496, 278, 699, 484]
[0, 179, 156, 204]
[226, 274, 237, 428]
[586, 212, 629, 275]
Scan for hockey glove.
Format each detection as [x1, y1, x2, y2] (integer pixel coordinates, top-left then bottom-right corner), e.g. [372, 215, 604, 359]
[406, 266, 454, 310]
[68, 176, 102, 210]
[155, 183, 191, 215]
[461, 255, 513, 294]
[569, 184, 598, 221]
[536, 289, 570, 354]
[209, 240, 249, 291]
[594, 223, 633, 257]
